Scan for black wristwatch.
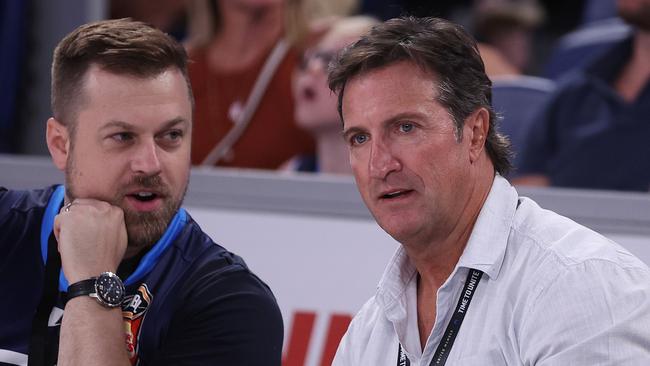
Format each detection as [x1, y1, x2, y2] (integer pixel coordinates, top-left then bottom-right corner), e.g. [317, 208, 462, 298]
[66, 272, 125, 308]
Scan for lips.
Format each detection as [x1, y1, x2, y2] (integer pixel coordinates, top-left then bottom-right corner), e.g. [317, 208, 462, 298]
[378, 189, 414, 200]
[130, 191, 157, 201]
[125, 189, 166, 212]
[302, 86, 316, 101]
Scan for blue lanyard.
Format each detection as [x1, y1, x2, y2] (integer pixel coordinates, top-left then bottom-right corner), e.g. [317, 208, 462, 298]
[40, 185, 187, 291]
[398, 268, 484, 366]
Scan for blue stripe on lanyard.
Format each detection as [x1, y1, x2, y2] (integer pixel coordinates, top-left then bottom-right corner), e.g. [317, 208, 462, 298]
[40, 185, 188, 291]
[398, 268, 483, 366]
[40, 185, 65, 264]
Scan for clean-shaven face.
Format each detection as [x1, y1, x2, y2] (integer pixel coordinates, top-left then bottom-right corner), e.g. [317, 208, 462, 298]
[341, 61, 476, 245]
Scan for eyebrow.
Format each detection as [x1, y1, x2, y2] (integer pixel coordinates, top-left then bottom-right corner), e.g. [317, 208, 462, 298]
[99, 117, 189, 133]
[342, 126, 366, 141]
[341, 112, 425, 140]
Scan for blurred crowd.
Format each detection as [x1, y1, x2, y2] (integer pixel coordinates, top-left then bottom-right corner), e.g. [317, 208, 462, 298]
[1, 0, 648, 192]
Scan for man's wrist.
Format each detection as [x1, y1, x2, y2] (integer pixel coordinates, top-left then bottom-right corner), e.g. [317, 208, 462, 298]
[66, 272, 125, 308]
[65, 267, 118, 284]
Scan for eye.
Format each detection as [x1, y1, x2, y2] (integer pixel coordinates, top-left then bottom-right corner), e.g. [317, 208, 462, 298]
[111, 132, 134, 142]
[157, 129, 184, 147]
[163, 129, 183, 141]
[398, 122, 414, 133]
[350, 133, 369, 146]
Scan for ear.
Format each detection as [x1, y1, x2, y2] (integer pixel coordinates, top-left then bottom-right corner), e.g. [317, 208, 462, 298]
[46, 117, 70, 171]
[466, 108, 490, 164]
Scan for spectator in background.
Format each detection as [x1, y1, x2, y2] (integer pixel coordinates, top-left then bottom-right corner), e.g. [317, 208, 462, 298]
[287, 16, 378, 174]
[186, 0, 314, 169]
[473, 0, 545, 74]
[514, 0, 650, 191]
[185, 0, 356, 170]
[110, 0, 189, 40]
[476, 43, 519, 78]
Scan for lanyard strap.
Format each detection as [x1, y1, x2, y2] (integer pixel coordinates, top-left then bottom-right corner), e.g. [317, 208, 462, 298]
[28, 234, 61, 366]
[397, 268, 484, 366]
[40, 185, 188, 291]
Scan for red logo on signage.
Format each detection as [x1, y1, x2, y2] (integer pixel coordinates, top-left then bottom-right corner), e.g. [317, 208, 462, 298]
[283, 311, 352, 366]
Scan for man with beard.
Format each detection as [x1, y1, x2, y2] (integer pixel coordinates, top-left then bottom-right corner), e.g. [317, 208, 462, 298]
[0, 19, 283, 365]
[514, 0, 650, 191]
[327, 16, 650, 365]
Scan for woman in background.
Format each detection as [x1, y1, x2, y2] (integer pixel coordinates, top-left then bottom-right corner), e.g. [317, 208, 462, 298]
[287, 16, 378, 174]
[187, 0, 356, 169]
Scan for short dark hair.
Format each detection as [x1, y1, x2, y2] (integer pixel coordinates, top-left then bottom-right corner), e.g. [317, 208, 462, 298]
[51, 18, 193, 135]
[328, 16, 512, 175]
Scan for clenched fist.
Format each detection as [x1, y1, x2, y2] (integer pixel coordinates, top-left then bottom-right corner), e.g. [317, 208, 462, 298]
[54, 198, 128, 283]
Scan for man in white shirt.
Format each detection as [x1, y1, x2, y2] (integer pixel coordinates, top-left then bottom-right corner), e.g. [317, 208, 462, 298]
[328, 16, 650, 365]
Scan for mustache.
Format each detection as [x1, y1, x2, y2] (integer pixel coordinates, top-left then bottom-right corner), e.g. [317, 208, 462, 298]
[120, 174, 170, 197]
[131, 174, 163, 188]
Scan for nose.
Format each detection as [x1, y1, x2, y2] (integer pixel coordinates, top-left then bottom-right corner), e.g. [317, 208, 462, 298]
[368, 139, 401, 179]
[301, 52, 329, 74]
[131, 139, 162, 176]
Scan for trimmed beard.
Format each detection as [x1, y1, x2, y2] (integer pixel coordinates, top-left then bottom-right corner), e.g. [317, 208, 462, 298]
[65, 153, 186, 252]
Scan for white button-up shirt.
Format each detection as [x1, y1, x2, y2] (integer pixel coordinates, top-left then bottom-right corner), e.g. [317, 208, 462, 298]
[333, 176, 650, 365]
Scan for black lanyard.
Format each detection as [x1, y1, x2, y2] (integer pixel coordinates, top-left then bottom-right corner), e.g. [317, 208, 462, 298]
[28, 234, 61, 366]
[397, 268, 484, 366]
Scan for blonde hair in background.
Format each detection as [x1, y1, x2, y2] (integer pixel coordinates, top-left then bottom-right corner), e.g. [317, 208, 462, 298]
[320, 15, 379, 45]
[185, 0, 359, 49]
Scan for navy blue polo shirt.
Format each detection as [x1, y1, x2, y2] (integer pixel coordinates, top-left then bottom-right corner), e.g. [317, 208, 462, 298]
[0, 186, 284, 365]
[517, 35, 650, 191]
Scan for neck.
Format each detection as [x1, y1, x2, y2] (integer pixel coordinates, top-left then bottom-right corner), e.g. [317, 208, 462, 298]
[631, 31, 650, 77]
[406, 168, 494, 290]
[634, 30, 650, 59]
[315, 128, 351, 174]
[615, 30, 650, 102]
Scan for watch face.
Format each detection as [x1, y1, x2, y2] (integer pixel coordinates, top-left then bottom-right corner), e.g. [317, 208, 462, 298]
[95, 272, 125, 307]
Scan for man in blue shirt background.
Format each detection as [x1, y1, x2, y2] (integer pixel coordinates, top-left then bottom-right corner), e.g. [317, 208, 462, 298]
[514, 0, 650, 191]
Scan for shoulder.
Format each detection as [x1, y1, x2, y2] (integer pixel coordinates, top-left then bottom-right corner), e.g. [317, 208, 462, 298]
[512, 197, 647, 269]
[1, 186, 54, 209]
[507, 199, 650, 361]
[154, 217, 284, 364]
[508, 197, 650, 308]
[177, 216, 254, 274]
[174, 215, 280, 314]
[335, 295, 389, 364]
[0, 186, 58, 265]
[0, 186, 57, 224]
[511, 203, 650, 361]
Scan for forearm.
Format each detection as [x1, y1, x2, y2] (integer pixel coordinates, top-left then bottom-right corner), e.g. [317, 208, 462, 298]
[58, 297, 130, 366]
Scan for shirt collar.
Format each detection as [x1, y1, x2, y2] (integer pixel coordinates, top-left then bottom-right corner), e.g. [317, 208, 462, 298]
[376, 246, 417, 318]
[456, 175, 518, 281]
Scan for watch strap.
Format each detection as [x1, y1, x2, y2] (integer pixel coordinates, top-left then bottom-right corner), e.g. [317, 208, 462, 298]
[66, 278, 97, 302]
